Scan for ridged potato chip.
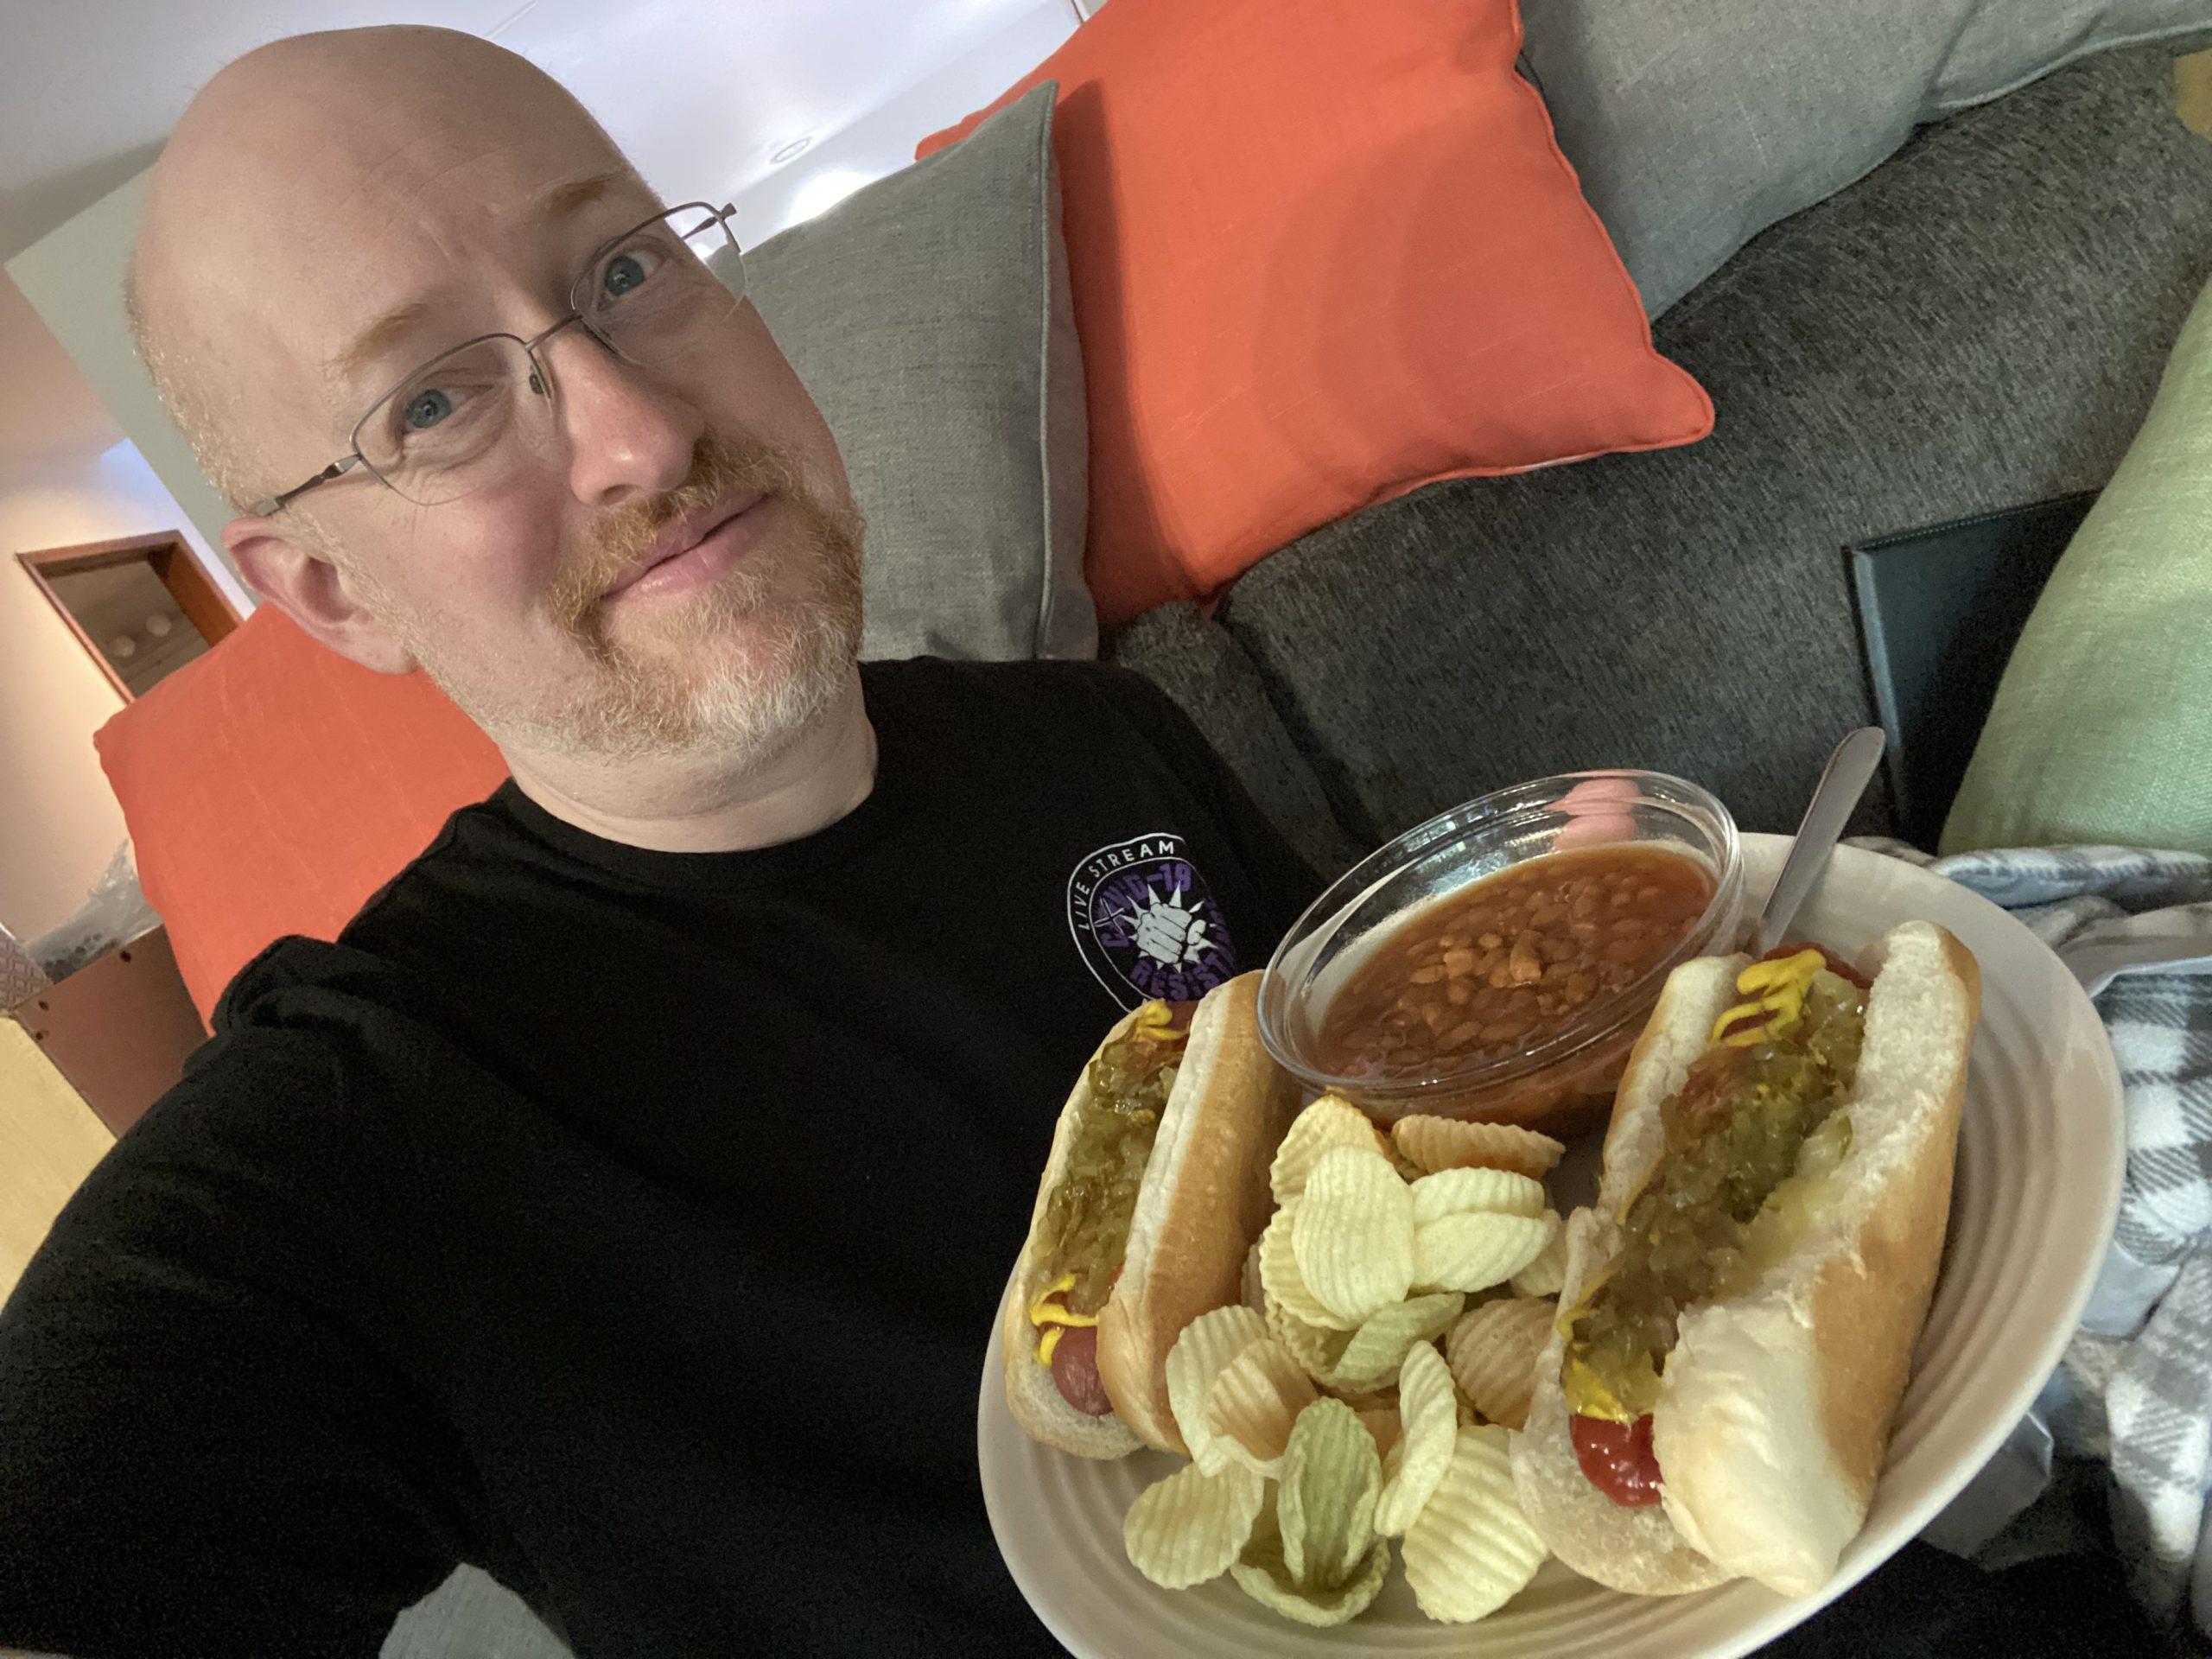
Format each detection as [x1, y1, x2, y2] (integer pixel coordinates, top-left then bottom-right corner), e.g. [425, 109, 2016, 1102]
[1207, 1337, 1320, 1477]
[1402, 1424, 1548, 1622]
[1509, 1211, 1567, 1297]
[1412, 1211, 1554, 1294]
[1445, 1296, 1556, 1430]
[1231, 1506, 1393, 1628]
[1123, 1459, 1268, 1590]
[1408, 1166, 1548, 1225]
[1324, 1292, 1465, 1392]
[1260, 1201, 1359, 1332]
[1266, 1288, 1353, 1379]
[1241, 1236, 1266, 1313]
[1391, 1115, 1565, 1180]
[1382, 1140, 1426, 1181]
[1352, 1402, 1402, 1463]
[1293, 1147, 1415, 1323]
[1277, 1398, 1382, 1589]
[1165, 1305, 1270, 1476]
[1325, 1383, 1395, 1412]
[1271, 1094, 1392, 1205]
[1373, 1338, 1459, 1537]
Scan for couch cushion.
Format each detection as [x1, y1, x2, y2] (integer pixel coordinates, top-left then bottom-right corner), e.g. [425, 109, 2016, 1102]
[1217, 46, 2212, 849]
[94, 609, 502, 1023]
[1526, 0, 2212, 317]
[1943, 271, 2212, 855]
[1104, 603, 1368, 881]
[916, 0, 1714, 627]
[742, 82, 1094, 662]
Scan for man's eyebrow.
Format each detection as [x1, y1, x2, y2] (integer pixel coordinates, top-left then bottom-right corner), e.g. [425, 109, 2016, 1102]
[327, 299, 436, 388]
[323, 172, 644, 388]
[537, 168, 644, 222]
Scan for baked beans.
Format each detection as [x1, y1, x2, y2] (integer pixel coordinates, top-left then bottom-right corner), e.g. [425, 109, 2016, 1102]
[1315, 846, 1713, 1083]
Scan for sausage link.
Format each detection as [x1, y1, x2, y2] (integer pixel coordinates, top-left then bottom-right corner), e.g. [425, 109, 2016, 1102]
[1050, 1324, 1115, 1416]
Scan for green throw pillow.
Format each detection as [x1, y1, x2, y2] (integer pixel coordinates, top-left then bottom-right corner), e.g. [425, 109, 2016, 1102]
[1943, 274, 2212, 855]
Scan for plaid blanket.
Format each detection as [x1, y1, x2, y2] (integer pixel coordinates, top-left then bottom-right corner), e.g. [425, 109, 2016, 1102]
[1853, 841, 2212, 1645]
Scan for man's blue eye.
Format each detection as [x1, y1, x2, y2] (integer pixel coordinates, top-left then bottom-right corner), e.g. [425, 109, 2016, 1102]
[602, 252, 648, 299]
[403, 387, 453, 430]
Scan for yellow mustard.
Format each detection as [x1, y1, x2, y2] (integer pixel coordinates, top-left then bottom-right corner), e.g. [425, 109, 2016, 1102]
[1029, 1272, 1097, 1364]
[1709, 949, 1825, 1047]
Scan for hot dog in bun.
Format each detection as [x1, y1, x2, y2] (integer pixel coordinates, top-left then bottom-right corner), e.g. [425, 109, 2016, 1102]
[1511, 920, 1980, 1595]
[1005, 970, 1303, 1459]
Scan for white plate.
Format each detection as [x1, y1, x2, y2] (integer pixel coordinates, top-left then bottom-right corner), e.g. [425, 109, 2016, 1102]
[977, 835, 2125, 1658]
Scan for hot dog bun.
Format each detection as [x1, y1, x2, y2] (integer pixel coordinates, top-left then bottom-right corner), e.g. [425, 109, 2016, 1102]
[1512, 957, 1745, 1596]
[1512, 921, 1980, 1596]
[1002, 997, 1154, 1462]
[1004, 970, 1304, 1459]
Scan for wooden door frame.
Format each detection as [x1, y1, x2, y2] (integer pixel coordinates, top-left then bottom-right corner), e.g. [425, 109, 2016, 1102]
[15, 531, 242, 703]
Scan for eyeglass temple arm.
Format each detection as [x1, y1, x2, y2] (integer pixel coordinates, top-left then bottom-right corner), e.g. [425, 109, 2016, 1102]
[251, 453, 364, 518]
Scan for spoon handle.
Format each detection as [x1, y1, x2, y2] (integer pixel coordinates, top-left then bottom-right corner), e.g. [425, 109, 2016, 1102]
[1753, 728, 1888, 956]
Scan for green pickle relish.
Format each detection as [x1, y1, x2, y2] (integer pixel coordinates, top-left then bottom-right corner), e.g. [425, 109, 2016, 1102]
[1039, 1004, 1191, 1313]
[1562, 968, 1868, 1421]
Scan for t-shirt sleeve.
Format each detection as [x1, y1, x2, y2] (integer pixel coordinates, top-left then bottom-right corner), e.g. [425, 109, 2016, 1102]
[1096, 666, 1332, 942]
[0, 1041, 461, 1658]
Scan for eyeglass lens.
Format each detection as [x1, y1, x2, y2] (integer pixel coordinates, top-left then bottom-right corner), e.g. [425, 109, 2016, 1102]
[357, 206, 742, 505]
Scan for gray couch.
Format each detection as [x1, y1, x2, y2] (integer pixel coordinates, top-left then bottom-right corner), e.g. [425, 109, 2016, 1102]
[381, 37, 2212, 1659]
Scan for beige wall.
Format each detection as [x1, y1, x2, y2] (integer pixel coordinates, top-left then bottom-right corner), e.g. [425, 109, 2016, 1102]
[6, 166, 238, 566]
[0, 437, 250, 945]
[0, 480, 131, 944]
[0, 267, 249, 944]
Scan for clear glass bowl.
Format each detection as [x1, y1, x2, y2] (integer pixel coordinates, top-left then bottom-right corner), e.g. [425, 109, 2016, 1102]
[1257, 771, 1744, 1133]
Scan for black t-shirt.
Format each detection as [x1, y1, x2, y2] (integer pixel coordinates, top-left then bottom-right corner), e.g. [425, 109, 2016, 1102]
[0, 658, 1327, 1659]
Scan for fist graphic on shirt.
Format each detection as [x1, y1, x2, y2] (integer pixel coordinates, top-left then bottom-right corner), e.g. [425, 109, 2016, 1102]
[1133, 894, 1211, 967]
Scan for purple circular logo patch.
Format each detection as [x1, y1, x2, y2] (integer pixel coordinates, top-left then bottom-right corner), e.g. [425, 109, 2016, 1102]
[1065, 830, 1236, 1009]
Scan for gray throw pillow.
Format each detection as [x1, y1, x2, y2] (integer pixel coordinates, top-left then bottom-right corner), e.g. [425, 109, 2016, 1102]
[1522, 2, 2212, 318]
[724, 82, 1094, 662]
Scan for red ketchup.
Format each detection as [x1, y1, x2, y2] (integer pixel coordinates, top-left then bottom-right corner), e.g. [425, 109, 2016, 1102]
[1571, 1414, 1663, 1507]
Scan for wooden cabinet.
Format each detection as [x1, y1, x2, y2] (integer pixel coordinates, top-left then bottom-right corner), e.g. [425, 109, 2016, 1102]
[10, 925, 207, 1139]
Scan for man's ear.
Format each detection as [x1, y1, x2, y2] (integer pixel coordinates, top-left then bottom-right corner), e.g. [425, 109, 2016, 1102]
[224, 513, 417, 676]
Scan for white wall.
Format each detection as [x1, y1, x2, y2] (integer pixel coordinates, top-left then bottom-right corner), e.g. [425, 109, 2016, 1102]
[7, 171, 238, 563]
[0, 438, 245, 942]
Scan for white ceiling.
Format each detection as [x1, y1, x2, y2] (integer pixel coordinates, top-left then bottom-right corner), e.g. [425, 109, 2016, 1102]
[0, 0, 1081, 480]
[2, 0, 1081, 263]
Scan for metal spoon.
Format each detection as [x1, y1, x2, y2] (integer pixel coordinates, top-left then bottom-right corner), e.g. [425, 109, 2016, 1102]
[1750, 727, 1888, 955]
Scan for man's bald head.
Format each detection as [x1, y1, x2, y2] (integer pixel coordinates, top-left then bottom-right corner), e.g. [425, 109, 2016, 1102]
[130, 26, 633, 512]
[138, 23, 860, 787]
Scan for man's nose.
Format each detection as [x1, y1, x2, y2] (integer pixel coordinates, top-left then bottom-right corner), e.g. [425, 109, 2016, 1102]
[537, 326, 702, 506]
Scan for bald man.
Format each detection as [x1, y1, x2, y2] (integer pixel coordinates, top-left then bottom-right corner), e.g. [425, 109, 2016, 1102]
[0, 28, 1326, 1657]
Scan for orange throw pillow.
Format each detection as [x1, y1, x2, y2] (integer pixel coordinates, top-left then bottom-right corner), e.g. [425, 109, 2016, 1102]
[94, 607, 505, 1024]
[918, 0, 1713, 626]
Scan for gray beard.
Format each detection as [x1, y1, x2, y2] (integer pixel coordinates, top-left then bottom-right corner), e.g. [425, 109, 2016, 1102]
[355, 438, 868, 772]
[486, 499, 865, 771]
